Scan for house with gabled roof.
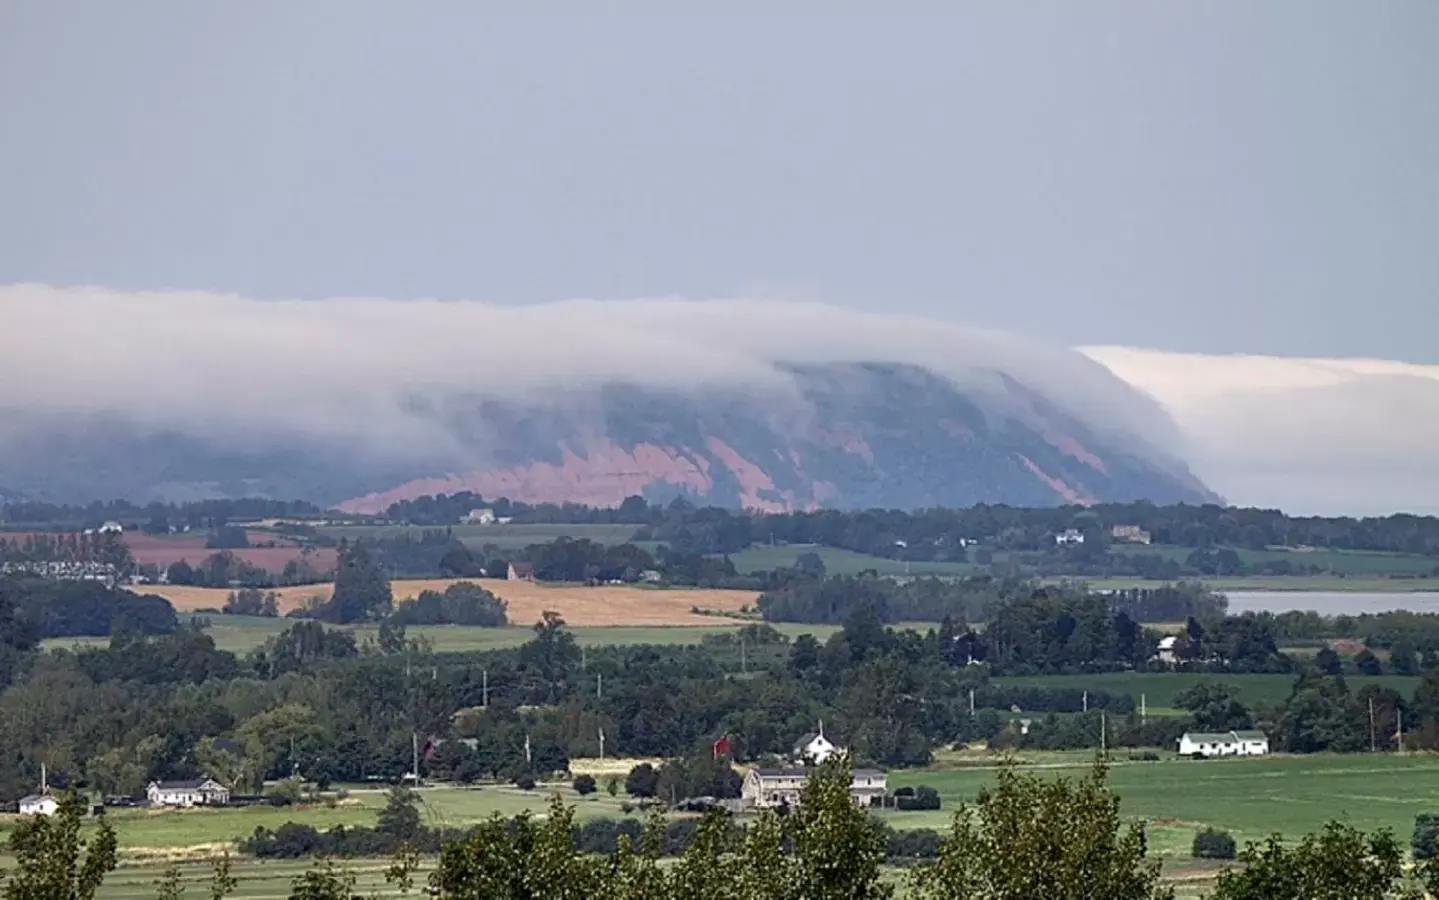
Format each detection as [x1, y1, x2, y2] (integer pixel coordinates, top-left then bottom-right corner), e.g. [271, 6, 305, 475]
[147, 777, 231, 807]
[1179, 730, 1269, 758]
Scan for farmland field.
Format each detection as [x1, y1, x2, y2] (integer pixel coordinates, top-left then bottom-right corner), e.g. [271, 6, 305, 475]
[887, 752, 1439, 851]
[32, 752, 1439, 898]
[136, 578, 757, 625]
[1110, 543, 1439, 576]
[728, 544, 975, 577]
[43, 615, 853, 656]
[316, 522, 641, 551]
[996, 671, 1421, 710]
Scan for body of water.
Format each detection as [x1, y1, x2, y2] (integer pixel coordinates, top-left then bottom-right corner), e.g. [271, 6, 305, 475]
[1225, 590, 1439, 616]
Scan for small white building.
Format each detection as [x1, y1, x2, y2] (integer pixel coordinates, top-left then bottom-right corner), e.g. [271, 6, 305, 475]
[147, 777, 230, 807]
[793, 726, 838, 765]
[17, 794, 58, 816]
[1055, 529, 1086, 546]
[464, 508, 496, 525]
[1179, 730, 1269, 758]
[1111, 524, 1152, 545]
[1156, 635, 1179, 664]
[98, 520, 125, 535]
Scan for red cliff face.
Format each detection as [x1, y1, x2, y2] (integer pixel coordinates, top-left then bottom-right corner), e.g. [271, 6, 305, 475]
[335, 362, 1218, 513]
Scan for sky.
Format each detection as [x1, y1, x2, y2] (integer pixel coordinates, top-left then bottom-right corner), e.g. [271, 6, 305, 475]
[1, 3, 1437, 513]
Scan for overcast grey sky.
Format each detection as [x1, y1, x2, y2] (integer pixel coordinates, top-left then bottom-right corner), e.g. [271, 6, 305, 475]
[2, 2, 1437, 361]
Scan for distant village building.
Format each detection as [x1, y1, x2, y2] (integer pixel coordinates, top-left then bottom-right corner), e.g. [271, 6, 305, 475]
[1179, 731, 1269, 758]
[741, 767, 887, 809]
[146, 778, 231, 808]
[0, 560, 117, 585]
[1054, 529, 1086, 546]
[1156, 635, 1179, 664]
[1111, 524, 1153, 545]
[507, 562, 535, 582]
[17, 794, 58, 816]
[98, 521, 125, 535]
[793, 726, 838, 765]
[464, 508, 496, 525]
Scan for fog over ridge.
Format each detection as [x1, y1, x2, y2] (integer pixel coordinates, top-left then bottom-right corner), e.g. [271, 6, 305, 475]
[3, 284, 1435, 514]
[0, 283, 1182, 466]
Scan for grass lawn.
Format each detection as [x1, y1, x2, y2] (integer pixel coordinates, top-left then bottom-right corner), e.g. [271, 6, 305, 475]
[995, 671, 1421, 710]
[1064, 575, 1439, 593]
[885, 752, 1439, 853]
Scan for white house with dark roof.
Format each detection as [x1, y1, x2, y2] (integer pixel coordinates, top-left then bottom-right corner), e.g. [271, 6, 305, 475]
[147, 777, 231, 807]
[793, 724, 838, 764]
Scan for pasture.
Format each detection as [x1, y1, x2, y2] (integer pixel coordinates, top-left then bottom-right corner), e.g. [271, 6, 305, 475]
[996, 671, 1422, 710]
[43, 752, 1439, 898]
[43, 615, 847, 656]
[1110, 543, 1439, 577]
[315, 522, 641, 551]
[887, 751, 1439, 852]
[728, 544, 975, 577]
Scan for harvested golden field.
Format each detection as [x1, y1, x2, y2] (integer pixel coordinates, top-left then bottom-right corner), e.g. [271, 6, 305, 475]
[140, 579, 758, 627]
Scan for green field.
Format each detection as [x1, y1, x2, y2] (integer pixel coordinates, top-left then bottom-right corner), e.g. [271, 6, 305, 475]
[996, 671, 1422, 711]
[888, 752, 1439, 852]
[43, 617, 856, 657]
[1112, 544, 1439, 576]
[47, 753, 1439, 897]
[314, 522, 641, 551]
[728, 545, 976, 577]
[5, 752, 1426, 897]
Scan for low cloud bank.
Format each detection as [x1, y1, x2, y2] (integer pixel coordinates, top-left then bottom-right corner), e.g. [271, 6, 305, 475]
[3, 284, 1433, 514]
[0, 283, 1180, 468]
[1084, 347, 1439, 515]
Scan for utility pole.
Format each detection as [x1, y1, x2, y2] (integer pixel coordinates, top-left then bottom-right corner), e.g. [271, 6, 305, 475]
[581, 645, 586, 672]
[740, 636, 747, 674]
[482, 669, 488, 708]
[597, 672, 603, 700]
[1141, 693, 1147, 726]
[1083, 690, 1089, 713]
[1369, 697, 1377, 753]
[969, 688, 975, 717]
[524, 733, 532, 766]
[599, 727, 606, 761]
[1100, 711, 1107, 754]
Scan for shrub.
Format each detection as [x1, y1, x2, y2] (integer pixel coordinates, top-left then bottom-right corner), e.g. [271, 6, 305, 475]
[515, 774, 536, 791]
[1414, 813, 1439, 860]
[573, 774, 597, 796]
[1193, 828, 1237, 860]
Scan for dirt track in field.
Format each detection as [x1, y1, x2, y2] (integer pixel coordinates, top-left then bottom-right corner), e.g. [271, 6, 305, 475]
[139, 579, 758, 627]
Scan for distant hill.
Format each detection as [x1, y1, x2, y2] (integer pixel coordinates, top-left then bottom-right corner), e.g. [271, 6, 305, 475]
[341, 363, 1217, 512]
[0, 363, 1217, 511]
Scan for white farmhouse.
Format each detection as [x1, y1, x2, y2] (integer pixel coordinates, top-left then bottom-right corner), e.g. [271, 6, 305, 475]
[17, 794, 58, 816]
[1179, 730, 1269, 758]
[1156, 635, 1179, 664]
[463, 508, 496, 525]
[741, 767, 887, 809]
[1054, 529, 1086, 546]
[147, 777, 231, 807]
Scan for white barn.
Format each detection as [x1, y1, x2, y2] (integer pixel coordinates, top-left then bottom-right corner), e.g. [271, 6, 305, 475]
[17, 794, 58, 816]
[1179, 730, 1269, 758]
